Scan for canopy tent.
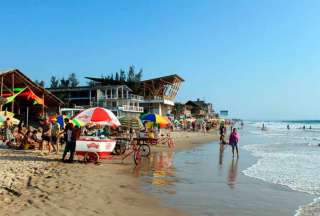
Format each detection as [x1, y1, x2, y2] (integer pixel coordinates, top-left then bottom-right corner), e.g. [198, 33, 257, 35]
[119, 116, 144, 130]
[141, 113, 171, 128]
[141, 113, 170, 125]
[0, 69, 63, 125]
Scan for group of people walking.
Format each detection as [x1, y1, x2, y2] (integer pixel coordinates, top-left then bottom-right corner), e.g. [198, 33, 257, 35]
[219, 123, 240, 158]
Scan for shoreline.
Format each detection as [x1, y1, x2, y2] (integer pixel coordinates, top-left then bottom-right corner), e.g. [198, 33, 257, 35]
[0, 131, 219, 216]
[138, 129, 315, 216]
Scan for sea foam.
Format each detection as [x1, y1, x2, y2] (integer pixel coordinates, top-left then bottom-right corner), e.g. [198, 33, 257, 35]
[243, 122, 320, 215]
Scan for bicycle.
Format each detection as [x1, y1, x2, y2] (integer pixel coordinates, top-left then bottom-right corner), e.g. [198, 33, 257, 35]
[120, 138, 150, 165]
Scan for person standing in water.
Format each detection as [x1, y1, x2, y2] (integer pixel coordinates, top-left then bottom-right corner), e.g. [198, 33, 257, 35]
[287, 125, 290, 130]
[219, 122, 226, 143]
[229, 128, 240, 158]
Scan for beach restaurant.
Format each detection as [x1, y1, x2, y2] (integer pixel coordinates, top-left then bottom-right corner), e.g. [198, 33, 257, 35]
[0, 69, 63, 124]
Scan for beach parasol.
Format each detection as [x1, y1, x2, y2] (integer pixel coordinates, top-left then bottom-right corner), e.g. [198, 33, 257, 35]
[0, 115, 20, 125]
[73, 107, 121, 127]
[51, 115, 84, 128]
[141, 113, 169, 125]
[71, 118, 85, 127]
[0, 111, 15, 118]
[119, 116, 143, 129]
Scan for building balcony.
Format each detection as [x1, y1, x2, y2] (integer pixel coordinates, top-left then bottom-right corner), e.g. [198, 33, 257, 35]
[118, 105, 144, 113]
[141, 96, 174, 106]
[90, 101, 143, 113]
[103, 94, 144, 101]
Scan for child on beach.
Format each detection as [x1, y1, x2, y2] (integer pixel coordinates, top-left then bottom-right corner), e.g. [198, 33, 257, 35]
[229, 128, 240, 158]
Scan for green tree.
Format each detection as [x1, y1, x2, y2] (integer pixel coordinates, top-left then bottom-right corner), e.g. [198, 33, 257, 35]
[87, 80, 96, 87]
[135, 69, 143, 81]
[68, 73, 79, 87]
[127, 65, 135, 82]
[59, 78, 70, 88]
[115, 72, 120, 81]
[119, 69, 126, 82]
[35, 80, 45, 87]
[50, 76, 59, 88]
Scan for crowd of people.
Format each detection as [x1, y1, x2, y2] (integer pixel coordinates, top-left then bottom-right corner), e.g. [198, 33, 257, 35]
[1, 117, 82, 163]
[1, 114, 239, 162]
[2, 117, 62, 152]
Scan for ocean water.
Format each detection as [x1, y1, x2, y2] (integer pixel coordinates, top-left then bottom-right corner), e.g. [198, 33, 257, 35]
[243, 121, 320, 216]
[135, 121, 317, 216]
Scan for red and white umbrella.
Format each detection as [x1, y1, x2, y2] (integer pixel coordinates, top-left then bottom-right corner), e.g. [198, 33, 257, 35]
[73, 107, 121, 127]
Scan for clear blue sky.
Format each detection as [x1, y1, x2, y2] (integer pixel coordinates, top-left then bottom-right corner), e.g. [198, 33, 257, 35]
[1, 0, 320, 120]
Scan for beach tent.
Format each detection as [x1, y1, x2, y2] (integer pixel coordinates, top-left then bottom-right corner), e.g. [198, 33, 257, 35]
[52, 114, 85, 128]
[0, 115, 20, 125]
[0, 111, 14, 118]
[141, 113, 169, 125]
[119, 116, 144, 129]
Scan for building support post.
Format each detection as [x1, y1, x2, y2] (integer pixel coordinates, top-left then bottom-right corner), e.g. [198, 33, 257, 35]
[11, 73, 14, 112]
[0, 75, 3, 111]
[26, 106, 29, 127]
[42, 92, 45, 119]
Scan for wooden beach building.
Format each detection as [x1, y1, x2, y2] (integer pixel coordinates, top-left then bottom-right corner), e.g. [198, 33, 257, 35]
[0, 69, 63, 123]
[140, 74, 184, 115]
[48, 74, 184, 117]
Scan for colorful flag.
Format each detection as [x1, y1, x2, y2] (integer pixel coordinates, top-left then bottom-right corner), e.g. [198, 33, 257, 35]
[5, 87, 27, 104]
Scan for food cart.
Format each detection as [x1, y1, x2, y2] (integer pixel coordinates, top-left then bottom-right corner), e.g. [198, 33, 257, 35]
[72, 107, 120, 162]
[72, 107, 153, 165]
[75, 136, 116, 162]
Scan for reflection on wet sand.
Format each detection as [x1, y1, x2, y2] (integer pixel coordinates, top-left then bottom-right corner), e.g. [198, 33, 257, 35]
[227, 158, 239, 189]
[219, 144, 225, 167]
[133, 151, 176, 188]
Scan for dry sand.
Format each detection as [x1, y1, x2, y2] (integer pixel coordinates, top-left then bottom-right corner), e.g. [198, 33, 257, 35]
[0, 131, 218, 216]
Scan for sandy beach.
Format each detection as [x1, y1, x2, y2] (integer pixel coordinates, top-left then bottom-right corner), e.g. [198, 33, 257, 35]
[0, 131, 218, 216]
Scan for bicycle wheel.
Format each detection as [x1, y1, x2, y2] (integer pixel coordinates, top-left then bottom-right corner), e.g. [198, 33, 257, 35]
[133, 150, 142, 165]
[114, 143, 126, 155]
[139, 144, 151, 157]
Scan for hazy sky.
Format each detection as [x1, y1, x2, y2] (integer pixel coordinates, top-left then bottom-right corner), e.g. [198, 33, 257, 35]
[1, 0, 320, 120]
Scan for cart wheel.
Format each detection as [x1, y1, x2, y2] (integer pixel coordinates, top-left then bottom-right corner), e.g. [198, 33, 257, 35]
[139, 144, 151, 157]
[114, 144, 126, 155]
[133, 150, 142, 165]
[84, 152, 100, 163]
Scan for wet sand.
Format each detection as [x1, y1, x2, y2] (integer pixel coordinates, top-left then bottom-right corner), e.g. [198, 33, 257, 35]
[135, 133, 315, 216]
[0, 131, 218, 216]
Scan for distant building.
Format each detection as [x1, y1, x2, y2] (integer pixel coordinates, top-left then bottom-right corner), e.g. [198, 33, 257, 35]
[220, 110, 229, 117]
[48, 74, 184, 117]
[48, 83, 144, 117]
[140, 74, 184, 115]
[185, 99, 214, 118]
[172, 102, 192, 119]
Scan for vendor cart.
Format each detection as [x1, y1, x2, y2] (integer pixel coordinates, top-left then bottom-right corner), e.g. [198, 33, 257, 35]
[75, 136, 116, 162]
[72, 107, 149, 165]
[75, 136, 145, 165]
